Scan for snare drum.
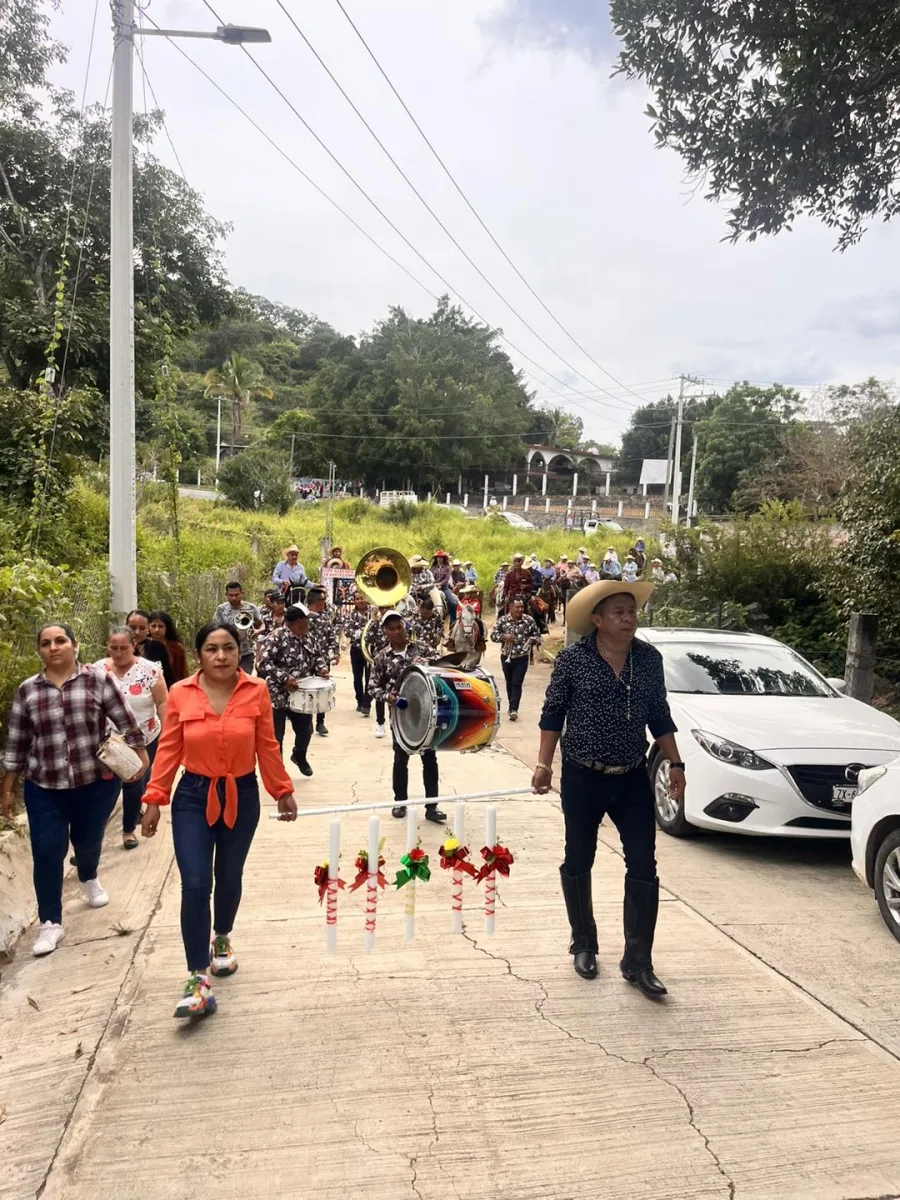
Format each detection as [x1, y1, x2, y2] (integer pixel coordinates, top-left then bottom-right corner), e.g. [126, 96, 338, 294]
[392, 664, 500, 755]
[288, 677, 336, 714]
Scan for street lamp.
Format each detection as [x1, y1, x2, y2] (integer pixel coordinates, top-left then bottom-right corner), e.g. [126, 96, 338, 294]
[109, 2, 270, 613]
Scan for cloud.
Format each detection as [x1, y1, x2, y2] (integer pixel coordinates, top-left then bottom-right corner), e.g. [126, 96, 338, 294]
[815, 292, 900, 341]
[486, 0, 617, 59]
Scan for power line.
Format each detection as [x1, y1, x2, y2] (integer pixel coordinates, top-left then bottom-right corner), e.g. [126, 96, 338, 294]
[195, 0, 636, 417]
[329, 0, 651, 407]
[268, 0, 637, 414]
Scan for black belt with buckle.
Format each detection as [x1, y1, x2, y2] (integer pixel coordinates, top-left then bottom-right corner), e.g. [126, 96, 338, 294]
[568, 756, 646, 775]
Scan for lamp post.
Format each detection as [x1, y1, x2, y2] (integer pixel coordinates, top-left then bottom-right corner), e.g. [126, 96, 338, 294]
[108, 2, 270, 613]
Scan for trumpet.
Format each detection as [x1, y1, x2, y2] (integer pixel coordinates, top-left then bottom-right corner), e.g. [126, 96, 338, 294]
[233, 610, 255, 633]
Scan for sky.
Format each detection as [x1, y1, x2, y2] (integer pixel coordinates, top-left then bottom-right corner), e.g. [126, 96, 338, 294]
[50, 0, 900, 446]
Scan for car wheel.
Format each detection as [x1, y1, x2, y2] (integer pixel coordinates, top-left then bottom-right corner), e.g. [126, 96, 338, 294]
[651, 753, 694, 837]
[873, 830, 900, 944]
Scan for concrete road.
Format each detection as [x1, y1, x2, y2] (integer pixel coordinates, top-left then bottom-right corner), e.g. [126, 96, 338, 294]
[2, 642, 900, 1200]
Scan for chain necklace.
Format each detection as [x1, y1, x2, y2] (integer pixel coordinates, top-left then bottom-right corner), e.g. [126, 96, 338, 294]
[596, 638, 634, 722]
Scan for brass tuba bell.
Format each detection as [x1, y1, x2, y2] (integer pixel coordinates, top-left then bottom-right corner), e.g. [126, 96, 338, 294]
[354, 546, 411, 609]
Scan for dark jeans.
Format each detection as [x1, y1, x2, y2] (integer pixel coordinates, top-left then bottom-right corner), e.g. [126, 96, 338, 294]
[501, 655, 529, 714]
[24, 775, 121, 925]
[240, 652, 255, 675]
[121, 737, 158, 833]
[350, 644, 371, 709]
[442, 586, 458, 623]
[392, 739, 439, 805]
[560, 761, 657, 881]
[272, 707, 313, 766]
[171, 771, 260, 972]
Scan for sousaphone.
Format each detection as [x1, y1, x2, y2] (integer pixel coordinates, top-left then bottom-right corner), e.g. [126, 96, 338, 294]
[355, 547, 412, 663]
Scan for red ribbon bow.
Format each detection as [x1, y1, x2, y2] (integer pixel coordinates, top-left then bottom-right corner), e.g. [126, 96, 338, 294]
[313, 863, 346, 905]
[475, 843, 514, 883]
[349, 851, 388, 892]
[438, 840, 477, 876]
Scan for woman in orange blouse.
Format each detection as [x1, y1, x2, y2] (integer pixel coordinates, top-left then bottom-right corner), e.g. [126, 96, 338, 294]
[142, 622, 297, 1019]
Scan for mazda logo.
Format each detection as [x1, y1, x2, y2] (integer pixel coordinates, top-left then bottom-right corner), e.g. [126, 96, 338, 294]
[845, 763, 866, 784]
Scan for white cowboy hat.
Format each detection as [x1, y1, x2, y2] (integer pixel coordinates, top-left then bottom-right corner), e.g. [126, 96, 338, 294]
[408, 554, 428, 568]
[284, 544, 300, 554]
[512, 552, 524, 560]
[565, 580, 655, 637]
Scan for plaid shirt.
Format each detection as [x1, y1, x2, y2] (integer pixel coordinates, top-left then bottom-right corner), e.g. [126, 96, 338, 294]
[3, 665, 143, 790]
[491, 614, 542, 660]
[256, 628, 329, 710]
[411, 613, 445, 654]
[342, 605, 373, 646]
[307, 610, 340, 661]
[368, 642, 437, 702]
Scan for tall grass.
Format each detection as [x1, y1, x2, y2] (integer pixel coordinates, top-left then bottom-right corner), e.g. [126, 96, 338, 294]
[138, 497, 642, 597]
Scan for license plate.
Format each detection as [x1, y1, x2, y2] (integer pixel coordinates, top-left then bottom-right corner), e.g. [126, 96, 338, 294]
[831, 785, 857, 805]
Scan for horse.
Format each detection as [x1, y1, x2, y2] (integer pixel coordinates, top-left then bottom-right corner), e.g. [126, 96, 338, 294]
[538, 577, 562, 625]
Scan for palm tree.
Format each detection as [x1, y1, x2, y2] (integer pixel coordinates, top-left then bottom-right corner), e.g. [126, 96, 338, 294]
[203, 352, 274, 454]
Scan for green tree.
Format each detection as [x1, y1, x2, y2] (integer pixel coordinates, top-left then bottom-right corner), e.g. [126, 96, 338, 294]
[0, 0, 64, 117]
[203, 352, 274, 453]
[619, 394, 714, 483]
[824, 402, 900, 637]
[694, 383, 800, 512]
[218, 444, 294, 515]
[611, 0, 900, 246]
[525, 405, 584, 448]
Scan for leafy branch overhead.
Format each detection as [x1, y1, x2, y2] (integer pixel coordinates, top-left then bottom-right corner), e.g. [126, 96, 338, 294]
[610, 0, 900, 246]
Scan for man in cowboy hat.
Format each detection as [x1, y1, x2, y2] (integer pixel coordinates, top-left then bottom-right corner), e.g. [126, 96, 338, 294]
[533, 579, 685, 999]
[502, 553, 534, 603]
[272, 544, 309, 605]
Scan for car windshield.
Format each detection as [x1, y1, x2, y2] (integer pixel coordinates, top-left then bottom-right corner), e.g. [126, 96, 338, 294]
[657, 642, 833, 697]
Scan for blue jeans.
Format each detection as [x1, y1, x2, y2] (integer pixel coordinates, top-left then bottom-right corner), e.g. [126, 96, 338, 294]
[24, 775, 121, 924]
[121, 737, 158, 833]
[171, 771, 260, 971]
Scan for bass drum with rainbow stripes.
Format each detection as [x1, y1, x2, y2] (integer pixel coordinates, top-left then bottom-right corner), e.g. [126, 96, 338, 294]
[392, 664, 501, 755]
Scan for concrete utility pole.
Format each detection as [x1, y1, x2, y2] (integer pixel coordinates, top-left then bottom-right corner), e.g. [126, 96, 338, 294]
[686, 435, 698, 527]
[672, 374, 703, 527]
[108, 5, 270, 613]
[845, 613, 878, 703]
[662, 416, 675, 513]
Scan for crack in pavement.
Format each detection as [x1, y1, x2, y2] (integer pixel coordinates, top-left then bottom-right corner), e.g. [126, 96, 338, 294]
[647, 1037, 861, 1059]
[460, 928, 736, 1200]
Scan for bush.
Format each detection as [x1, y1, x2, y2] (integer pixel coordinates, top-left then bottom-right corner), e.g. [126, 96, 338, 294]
[218, 446, 294, 514]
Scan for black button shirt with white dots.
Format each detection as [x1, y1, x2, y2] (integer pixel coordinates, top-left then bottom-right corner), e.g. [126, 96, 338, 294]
[539, 635, 677, 766]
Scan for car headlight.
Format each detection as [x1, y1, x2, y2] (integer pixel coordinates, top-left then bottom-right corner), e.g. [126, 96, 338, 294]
[856, 766, 887, 796]
[691, 729, 776, 771]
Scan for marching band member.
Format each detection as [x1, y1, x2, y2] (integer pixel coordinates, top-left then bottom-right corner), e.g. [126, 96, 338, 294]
[213, 582, 263, 675]
[368, 612, 446, 824]
[272, 544, 309, 602]
[342, 592, 374, 716]
[410, 596, 444, 655]
[142, 622, 296, 1018]
[256, 605, 329, 778]
[364, 611, 390, 737]
[490, 597, 541, 722]
[259, 593, 286, 641]
[305, 587, 340, 738]
[1, 624, 148, 957]
[533, 581, 683, 999]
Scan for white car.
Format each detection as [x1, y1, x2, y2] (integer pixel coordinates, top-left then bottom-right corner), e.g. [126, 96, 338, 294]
[496, 511, 536, 530]
[636, 628, 900, 840]
[851, 757, 900, 942]
[583, 517, 624, 535]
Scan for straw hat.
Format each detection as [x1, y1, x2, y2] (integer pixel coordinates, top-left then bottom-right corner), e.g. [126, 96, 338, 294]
[451, 558, 462, 566]
[565, 580, 654, 637]
[284, 544, 300, 555]
[408, 554, 428, 568]
[512, 552, 524, 561]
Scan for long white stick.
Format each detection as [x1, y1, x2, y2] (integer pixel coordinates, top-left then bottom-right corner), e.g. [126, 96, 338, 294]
[404, 804, 417, 942]
[364, 815, 379, 954]
[451, 799, 465, 935]
[484, 805, 497, 936]
[269, 787, 534, 819]
[326, 819, 340, 952]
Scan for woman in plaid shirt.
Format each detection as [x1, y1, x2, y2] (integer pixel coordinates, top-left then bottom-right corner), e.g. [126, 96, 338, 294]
[1, 623, 148, 958]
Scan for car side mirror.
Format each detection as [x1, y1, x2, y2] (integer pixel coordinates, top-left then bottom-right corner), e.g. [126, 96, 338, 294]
[825, 677, 847, 694]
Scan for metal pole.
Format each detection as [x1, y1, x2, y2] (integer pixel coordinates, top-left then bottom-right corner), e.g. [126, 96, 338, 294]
[289, 432, 295, 478]
[672, 377, 685, 527]
[109, 0, 137, 614]
[214, 393, 222, 486]
[686, 434, 698, 527]
[483, 473, 489, 509]
[663, 416, 676, 512]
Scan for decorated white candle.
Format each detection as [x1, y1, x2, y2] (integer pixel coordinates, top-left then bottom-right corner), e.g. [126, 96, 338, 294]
[452, 799, 465, 935]
[404, 804, 417, 942]
[326, 818, 340, 952]
[364, 815, 379, 953]
[484, 804, 497, 935]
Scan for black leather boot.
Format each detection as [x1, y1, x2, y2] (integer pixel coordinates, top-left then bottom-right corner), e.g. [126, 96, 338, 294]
[620, 875, 667, 998]
[559, 867, 598, 979]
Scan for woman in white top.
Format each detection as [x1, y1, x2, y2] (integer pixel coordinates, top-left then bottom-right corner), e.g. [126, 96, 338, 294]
[96, 627, 168, 849]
